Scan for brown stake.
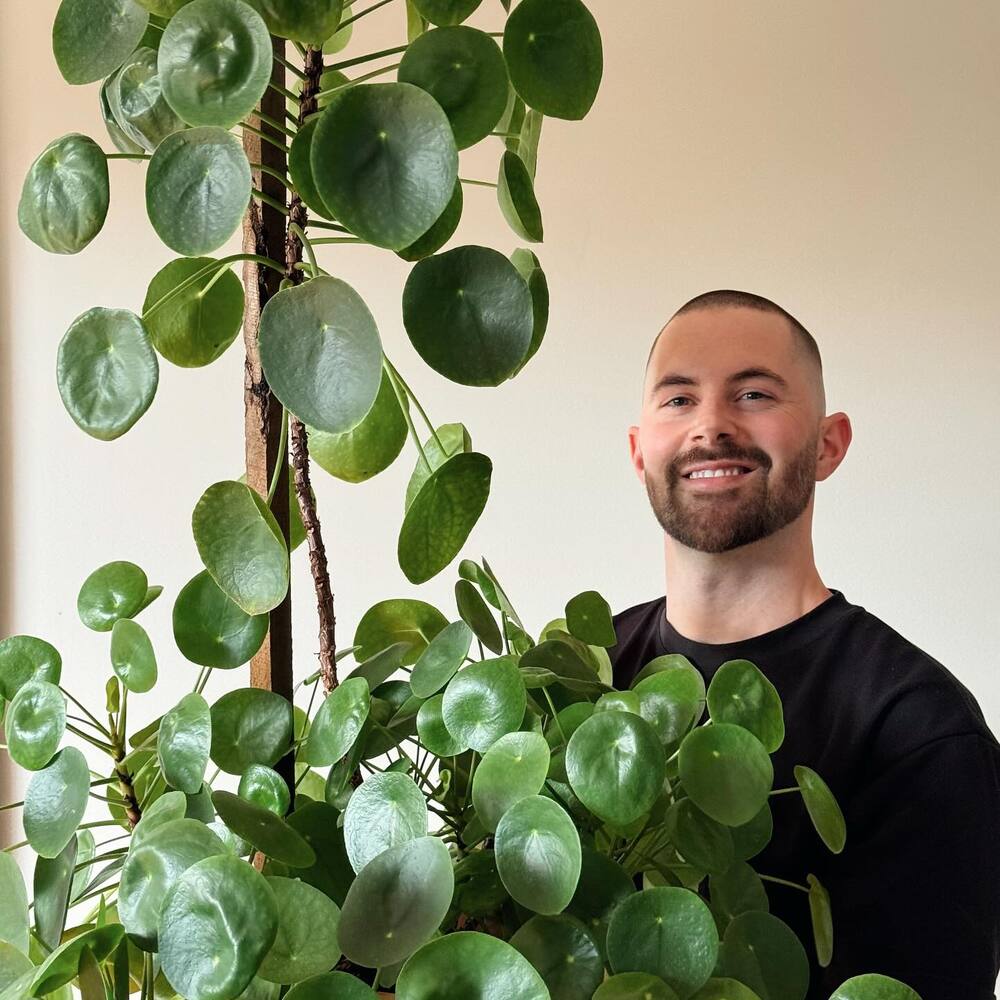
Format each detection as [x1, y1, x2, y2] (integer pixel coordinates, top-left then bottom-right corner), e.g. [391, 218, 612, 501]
[242, 41, 295, 803]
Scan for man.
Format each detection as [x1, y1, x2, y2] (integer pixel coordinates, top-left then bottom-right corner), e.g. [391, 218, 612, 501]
[610, 289, 1000, 999]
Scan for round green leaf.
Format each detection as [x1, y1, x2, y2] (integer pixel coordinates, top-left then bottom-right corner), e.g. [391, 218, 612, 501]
[343, 772, 427, 873]
[159, 854, 279, 1000]
[212, 791, 315, 867]
[193, 480, 289, 615]
[494, 794, 580, 914]
[57, 308, 158, 440]
[565, 590, 615, 647]
[498, 151, 542, 242]
[396, 178, 463, 262]
[0, 636, 61, 703]
[158, 692, 211, 794]
[130, 790, 188, 849]
[285, 801, 356, 907]
[307, 368, 408, 483]
[706, 860, 769, 936]
[0, 852, 30, 956]
[509, 247, 548, 376]
[633, 666, 705, 749]
[101, 75, 147, 155]
[287, 114, 336, 219]
[829, 975, 923, 1000]
[806, 873, 833, 967]
[23, 747, 90, 858]
[146, 127, 251, 254]
[595, 691, 641, 715]
[405, 423, 471, 510]
[398, 27, 508, 149]
[606, 887, 719, 997]
[706, 659, 784, 753]
[210, 688, 294, 775]
[119, 816, 228, 949]
[302, 676, 370, 766]
[409, 0, 481, 26]
[395, 931, 548, 1000]
[471, 731, 549, 832]
[246, 0, 342, 41]
[715, 910, 810, 1000]
[143, 257, 245, 367]
[311, 82, 459, 250]
[7, 680, 66, 771]
[503, 0, 602, 120]
[664, 799, 734, 877]
[442, 655, 526, 753]
[286, 973, 378, 1000]
[18, 134, 109, 254]
[410, 620, 473, 698]
[398, 452, 492, 584]
[454, 579, 502, 655]
[258, 877, 341, 983]
[594, 973, 679, 1000]
[337, 836, 453, 968]
[110, 618, 158, 693]
[258, 276, 383, 435]
[689, 979, 762, 1000]
[509, 913, 603, 1000]
[565, 710, 664, 826]
[239, 764, 290, 816]
[402, 245, 533, 386]
[354, 599, 448, 665]
[564, 845, 636, 955]
[28, 924, 124, 996]
[0, 942, 32, 991]
[794, 764, 846, 853]
[173, 569, 269, 668]
[53, 0, 149, 85]
[107, 46, 185, 152]
[678, 723, 774, 827]
[415, 694, 465, 757]
[158, 0, 272, 127]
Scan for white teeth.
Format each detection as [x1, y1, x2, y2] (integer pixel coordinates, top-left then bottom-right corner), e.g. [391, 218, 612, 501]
[688, 467, 748, 479]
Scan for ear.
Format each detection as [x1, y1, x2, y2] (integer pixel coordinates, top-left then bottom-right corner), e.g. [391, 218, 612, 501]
[628, 425, 646, 483]
[815, 412, 852, 482]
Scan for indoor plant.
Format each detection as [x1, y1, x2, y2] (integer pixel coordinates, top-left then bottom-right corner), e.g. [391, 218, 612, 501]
[3, 0, 923, 997]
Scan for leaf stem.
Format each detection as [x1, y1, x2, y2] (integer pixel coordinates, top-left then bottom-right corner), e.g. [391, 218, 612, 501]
[542, 687, 568, 746]
[266, 408, 289, 505]
[251, 162, 296, 190]
[267, 80, 300, 103]
[241, 121, 291, 154]
[308, 237, 364, 244]
[757, 873, 809, 892]
[60, 687, 110, 737]
[339, 0, 398, 28]
[460, 177, 498, 188]
[326, 43, 409, 72]
[384, 359, 432, 473]
[306, 220, 350, 232]
[274, 50, 307, 80]
[252, 188, 291, 215]
[311, 61, 402, 104]
[769, 786, 802, 795]
[381, 355, 445, 453]
[256, 110, 298, 138]
[105, 152, 151, 160]
[67, 724, 115, 755]
[288, 223, 318, 279]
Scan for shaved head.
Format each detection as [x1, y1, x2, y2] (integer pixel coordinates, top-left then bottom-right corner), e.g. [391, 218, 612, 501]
[647, 289, 826, 418]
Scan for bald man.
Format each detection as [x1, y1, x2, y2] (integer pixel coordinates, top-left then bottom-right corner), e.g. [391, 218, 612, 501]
[610, 289, 1000, 999]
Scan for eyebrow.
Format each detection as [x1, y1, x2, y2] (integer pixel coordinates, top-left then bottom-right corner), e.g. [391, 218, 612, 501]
[648, 366, 790, 399]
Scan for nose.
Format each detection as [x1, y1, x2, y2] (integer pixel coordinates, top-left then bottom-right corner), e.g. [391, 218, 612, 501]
[689, 396, 741, 444]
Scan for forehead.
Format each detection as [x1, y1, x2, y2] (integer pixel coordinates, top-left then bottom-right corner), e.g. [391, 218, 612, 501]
[646, 307, 797, 392]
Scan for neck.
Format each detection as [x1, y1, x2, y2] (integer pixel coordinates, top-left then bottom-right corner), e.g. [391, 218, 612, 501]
[661, 520, 831, 644]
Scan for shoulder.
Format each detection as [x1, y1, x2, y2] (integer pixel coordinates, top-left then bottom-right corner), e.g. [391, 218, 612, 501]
[840, 602, 999, 764]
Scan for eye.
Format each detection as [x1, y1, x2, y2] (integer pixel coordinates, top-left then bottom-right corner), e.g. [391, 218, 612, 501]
[741, 391, 770, 401]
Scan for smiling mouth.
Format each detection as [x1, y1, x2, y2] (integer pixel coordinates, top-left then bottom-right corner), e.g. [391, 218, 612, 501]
[682, 466, 755, 480]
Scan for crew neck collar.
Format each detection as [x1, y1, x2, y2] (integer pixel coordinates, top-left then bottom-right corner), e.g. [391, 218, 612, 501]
[655, 589, 856, 668]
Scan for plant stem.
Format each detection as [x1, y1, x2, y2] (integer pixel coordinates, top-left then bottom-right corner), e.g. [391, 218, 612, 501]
[769, 786, 802, 795]
[490, 131, 520, 138]
[288, 223, 318, 278]
[0, 800, 23, 812]
[267, 80, 300, 103]
[382, 355, 445, 453]
[309, 236, 364, 244]
[267, 408, 289, 504]
[757, 873, 809, 892]
[256, 110, 298, 138]
[105, 152, 151, 159]
[339, 0, 398, 28]
[60, 687, 110, 736]
[460, 177, 498, 188]
[67, 724, 115, 756]
[253, 188, 291, 215]
[307, 220, 350, 232]
[311, 61, 402, 105]
[274, 50, 307, 80]
[251, 162, 296, 190]
[326, 43, 409, 72]
[195, 666, 213, 696]
[241, 122, 291, 154]
[384, 360, 432, 473]
[541, 688, 568, 745]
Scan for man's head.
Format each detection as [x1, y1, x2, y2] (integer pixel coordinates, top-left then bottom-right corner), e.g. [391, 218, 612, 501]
[629, 289, 851, 554]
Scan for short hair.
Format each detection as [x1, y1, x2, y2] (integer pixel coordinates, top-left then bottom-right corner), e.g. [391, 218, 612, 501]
[646, 289, 823, 376]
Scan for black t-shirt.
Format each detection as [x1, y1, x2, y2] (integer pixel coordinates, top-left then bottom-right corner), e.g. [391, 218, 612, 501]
[610, 588, 1000, 1000]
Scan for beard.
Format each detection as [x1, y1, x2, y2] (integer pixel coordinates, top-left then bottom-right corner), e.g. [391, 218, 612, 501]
[644, 433, 819, 554]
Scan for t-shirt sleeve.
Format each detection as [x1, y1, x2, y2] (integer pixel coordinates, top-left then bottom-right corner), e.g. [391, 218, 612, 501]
[811, 731, 1000, 1000]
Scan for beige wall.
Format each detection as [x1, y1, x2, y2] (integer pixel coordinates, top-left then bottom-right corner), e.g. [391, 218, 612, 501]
[2, 0, 999, 894]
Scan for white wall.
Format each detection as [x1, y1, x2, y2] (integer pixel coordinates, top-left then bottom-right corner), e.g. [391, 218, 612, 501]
[2, 0, 999, 908]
